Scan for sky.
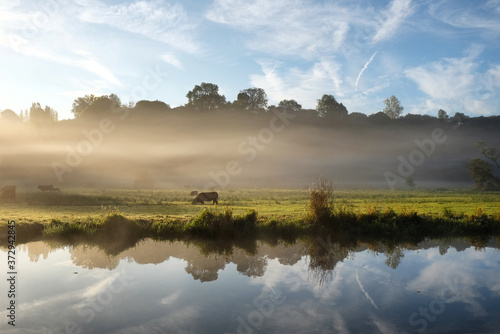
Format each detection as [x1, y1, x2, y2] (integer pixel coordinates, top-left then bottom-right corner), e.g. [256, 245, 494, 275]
[1, 0, 500, 120]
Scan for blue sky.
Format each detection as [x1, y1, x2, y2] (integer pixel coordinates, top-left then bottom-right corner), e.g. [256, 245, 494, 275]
[1, 0, 500, 120]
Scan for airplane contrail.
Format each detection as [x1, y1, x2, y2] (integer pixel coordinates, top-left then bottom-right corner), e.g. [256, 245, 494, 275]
[356, 270, 379, 310]
[266, 63, 278, 77]
[355, 51, 378, 91]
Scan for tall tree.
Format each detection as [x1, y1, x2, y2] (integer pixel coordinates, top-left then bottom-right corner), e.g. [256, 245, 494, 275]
[451, 112, 468, 124]
[437, 109, 448, 120]
[186, 82, 226, 111]
[234, 92, 251, 110]
[237, 87, 268, 112]
[79, 95, 118, 119]
[383, 95, 404, 119]
[316, 94, 348, 118]
[72, 94, 123, 119]
[278, 99, 302, 113]
[468, 158, 500, 190]
[468, 140, 500, 190]
[109, 93, 122, 109]
[28, 102, 58, 127]
[475, 140, 499, 168]
[134, 100, 171, 111]
[72, 94, 97, 118]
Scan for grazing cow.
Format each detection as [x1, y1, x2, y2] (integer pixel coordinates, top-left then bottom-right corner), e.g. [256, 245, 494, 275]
[38, 185, 58, 192]
[190, 190, 198, 196]
[0, 186, 16, 202]
[192, 192, 218, 205]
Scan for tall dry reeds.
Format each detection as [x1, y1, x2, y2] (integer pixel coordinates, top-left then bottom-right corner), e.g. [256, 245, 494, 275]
[308, 175, 334, 223]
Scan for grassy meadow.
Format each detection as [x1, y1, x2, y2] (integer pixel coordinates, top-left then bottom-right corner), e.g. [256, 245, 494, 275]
[1, 187, 499, 240]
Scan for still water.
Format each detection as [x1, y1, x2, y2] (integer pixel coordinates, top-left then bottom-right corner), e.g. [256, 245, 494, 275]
[1, 236, 500, 334]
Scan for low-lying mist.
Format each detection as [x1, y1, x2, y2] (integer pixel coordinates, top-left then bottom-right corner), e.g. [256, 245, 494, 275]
[1, 109, 499, 191]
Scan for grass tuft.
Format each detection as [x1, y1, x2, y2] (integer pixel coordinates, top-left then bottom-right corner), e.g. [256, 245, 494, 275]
[43, 219, 98, 237]
[442, 207, 454, 218]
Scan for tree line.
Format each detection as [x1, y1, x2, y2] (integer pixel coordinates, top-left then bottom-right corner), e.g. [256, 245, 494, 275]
[0, 82, 472, 125]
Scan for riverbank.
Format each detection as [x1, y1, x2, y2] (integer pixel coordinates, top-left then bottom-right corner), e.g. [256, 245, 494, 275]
[1, 188, 499, 243]
[2, 205, 499, 246]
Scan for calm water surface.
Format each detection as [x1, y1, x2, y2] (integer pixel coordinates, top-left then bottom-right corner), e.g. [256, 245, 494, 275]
[1, 236, 500, 333]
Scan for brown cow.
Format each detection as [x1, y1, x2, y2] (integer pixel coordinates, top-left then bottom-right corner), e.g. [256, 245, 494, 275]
[192, 192, 218, 205]
[38, 185, 59, 192]
[0, 186, 16, 202]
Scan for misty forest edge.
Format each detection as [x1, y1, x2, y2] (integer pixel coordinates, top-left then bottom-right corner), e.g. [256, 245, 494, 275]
[1, 84, 499, 191]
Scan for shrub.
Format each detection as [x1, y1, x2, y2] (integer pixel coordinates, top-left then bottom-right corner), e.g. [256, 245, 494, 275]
[99, 214, 141, 237]
[185, 208, 232, 236]
[308, 175, 334, 224]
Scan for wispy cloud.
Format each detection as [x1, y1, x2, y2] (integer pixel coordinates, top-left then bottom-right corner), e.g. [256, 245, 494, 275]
[486, 0, 500, 13]
[75, 50, 122, 86]
[206, 0, 354, 59]
[355, 51, 378, 90]
[405, 51, 478, 100]
[79, 0, 199, 54]
[404, 44, 500, 115]
[372, 0, 414, 43]
[20, 43, 121, 87]
[0, 2, 122, 89]
[0, 24, 121, 90]
[430, 0, 500, 34]
[162, 53, 182, 69]
[250, 58, 343, 108]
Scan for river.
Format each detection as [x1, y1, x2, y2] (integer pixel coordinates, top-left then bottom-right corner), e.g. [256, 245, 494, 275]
[1, 236, 499, 333]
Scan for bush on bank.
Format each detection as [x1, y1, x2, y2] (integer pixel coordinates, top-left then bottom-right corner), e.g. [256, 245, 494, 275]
[184, 207, 258, 237]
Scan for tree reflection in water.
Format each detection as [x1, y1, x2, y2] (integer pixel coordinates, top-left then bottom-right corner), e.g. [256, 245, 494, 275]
[3, 234, 498, 285]
[302, 235, 356, 286]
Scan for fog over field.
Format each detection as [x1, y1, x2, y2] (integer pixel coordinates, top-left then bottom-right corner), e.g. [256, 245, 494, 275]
[1, 108, 499, 191]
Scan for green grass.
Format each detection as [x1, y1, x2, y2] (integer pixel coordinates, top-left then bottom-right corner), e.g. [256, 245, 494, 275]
[1, 188, 499, 242]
